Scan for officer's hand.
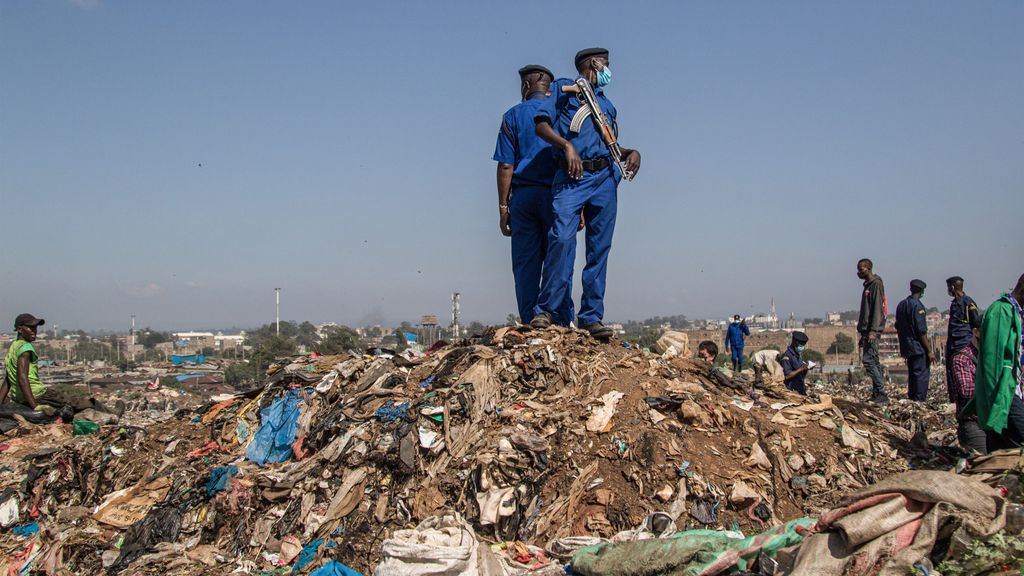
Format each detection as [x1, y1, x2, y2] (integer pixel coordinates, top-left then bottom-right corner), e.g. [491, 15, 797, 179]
[624, 150, 641, 176]
[500, 210, 512, 237]
[867, 333, 877, 344]
[564, 144, 583, 180]
[578, 210, 586, 231]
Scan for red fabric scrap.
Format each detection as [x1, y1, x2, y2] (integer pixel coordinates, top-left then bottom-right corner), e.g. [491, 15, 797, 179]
[186, 440, 220, 458]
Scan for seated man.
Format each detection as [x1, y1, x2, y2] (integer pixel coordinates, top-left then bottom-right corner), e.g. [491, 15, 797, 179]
[780, 332, 816, 396]
[1, 314, 84, 420]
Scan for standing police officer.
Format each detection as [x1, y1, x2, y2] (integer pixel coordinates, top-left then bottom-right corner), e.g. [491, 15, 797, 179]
[528, 47, 641, 339]
[725, 315, 750, 372]
[945, 276, 981, 400]
[895, 279, 933, 401]
[493, 65, 574, 326]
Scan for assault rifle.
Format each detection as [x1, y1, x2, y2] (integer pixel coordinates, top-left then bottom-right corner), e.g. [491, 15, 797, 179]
[561, 78, 634, 181]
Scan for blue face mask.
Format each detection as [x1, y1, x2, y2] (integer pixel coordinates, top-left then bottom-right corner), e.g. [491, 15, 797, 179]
[795, 345, 805, 353]
[596, 66, 612, 87]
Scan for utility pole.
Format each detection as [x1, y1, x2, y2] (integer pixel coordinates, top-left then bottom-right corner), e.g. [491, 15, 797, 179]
[275, 288, 281, 335]
[450, 292, 461, 340]
[130, 314, 136, 363]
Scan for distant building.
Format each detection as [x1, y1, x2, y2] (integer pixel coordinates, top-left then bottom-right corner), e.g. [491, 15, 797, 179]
[214, 332, 245, 351]
[174, 331, 215, 350]
[825, 312, 842, 325]
[879, 327, 901, 360]
[783, 313, 803, 330]
[747, 298, 781, 329]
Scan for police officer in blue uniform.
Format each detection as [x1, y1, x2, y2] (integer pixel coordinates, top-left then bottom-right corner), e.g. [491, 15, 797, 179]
[944, 276, 980, 400]
[781, 332, 812, 395]
[895, 279, 933, 401]
[725, 315, 751, 372]
[493, 65, 576, 326]
[528, 47, 641, 339]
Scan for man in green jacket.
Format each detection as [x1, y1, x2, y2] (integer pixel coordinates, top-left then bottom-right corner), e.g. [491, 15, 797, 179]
[971, 274, 1024, 450]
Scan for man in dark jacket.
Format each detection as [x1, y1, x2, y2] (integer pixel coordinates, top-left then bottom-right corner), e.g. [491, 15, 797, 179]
[945, 276, 981, 401]
[856, 258, 888, 404]
[895, 279, 933, 401]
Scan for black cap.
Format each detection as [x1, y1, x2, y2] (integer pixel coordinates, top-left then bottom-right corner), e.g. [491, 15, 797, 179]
[910, 279, 927, 291]
[574, 47, 609, 69]
[518, 64, 554, 80]
[14, 313, 45, 329]
[792, 331, 809, 344]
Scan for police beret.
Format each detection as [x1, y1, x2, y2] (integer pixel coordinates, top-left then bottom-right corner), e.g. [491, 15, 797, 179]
[910, 279, 927, 291]
[518, 65, 554, 79]
[574, 47, 609, 69]
[792, 331, 809, 344]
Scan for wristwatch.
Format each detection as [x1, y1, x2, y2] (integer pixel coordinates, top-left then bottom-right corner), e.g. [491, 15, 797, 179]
[499, 204, 509, 212]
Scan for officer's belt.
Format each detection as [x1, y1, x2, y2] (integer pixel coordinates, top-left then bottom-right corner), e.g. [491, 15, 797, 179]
[558, 156, 611, 172]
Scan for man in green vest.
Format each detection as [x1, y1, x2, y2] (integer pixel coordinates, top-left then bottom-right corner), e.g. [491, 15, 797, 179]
[1, 313, 80, 419]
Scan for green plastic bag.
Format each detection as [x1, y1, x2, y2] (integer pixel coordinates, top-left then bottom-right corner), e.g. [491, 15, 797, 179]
[72, 420, 100, 436]
[572, 518, 816, 576]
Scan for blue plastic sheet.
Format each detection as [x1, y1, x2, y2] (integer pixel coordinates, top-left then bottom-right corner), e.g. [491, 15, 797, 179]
[309, 560, 363, 576]
[291, 538, 325, 574]
[374, 401, 410, 423]
[206, 465, 238, 497]
[171, 354, 206, 365]
[245, 388, 303, 467]
[11, 522, 39, 537]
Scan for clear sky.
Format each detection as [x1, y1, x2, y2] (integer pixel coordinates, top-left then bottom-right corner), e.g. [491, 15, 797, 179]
[2, 0, 1021, 331]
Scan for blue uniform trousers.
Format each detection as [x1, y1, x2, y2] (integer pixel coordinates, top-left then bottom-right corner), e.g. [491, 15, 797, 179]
[905, 354, 930, 401]
[534, 166, 618, 326]
[510, 184, 573, 326]
[731, 347, 745, 370]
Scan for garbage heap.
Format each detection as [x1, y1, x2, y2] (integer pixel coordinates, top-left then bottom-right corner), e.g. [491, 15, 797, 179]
[0, 326, 965, 575]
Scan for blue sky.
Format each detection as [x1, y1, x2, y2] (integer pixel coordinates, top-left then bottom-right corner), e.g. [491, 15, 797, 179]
[1, 0, 1021, 331]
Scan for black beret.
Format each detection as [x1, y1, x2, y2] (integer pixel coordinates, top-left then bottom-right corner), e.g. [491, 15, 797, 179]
[518, 65, 554, 79]
[574, 47, 609, 69]
[792, 331, 809, 344]
[910, 279, 927, 291]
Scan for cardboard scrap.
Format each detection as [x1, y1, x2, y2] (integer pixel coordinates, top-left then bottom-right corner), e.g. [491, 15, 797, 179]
[93, 476, 172, 528]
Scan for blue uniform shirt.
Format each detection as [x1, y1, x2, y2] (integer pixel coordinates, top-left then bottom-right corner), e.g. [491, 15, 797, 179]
[534, 78, 618, 162]
[895, 295, 929, 357]
[493, 96, 557, 187]
[947, 295, 980, 353]
[780, 347, 806, 394]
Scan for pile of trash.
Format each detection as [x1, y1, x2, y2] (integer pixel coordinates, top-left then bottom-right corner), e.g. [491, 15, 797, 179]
[0, 325, 983, 574]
